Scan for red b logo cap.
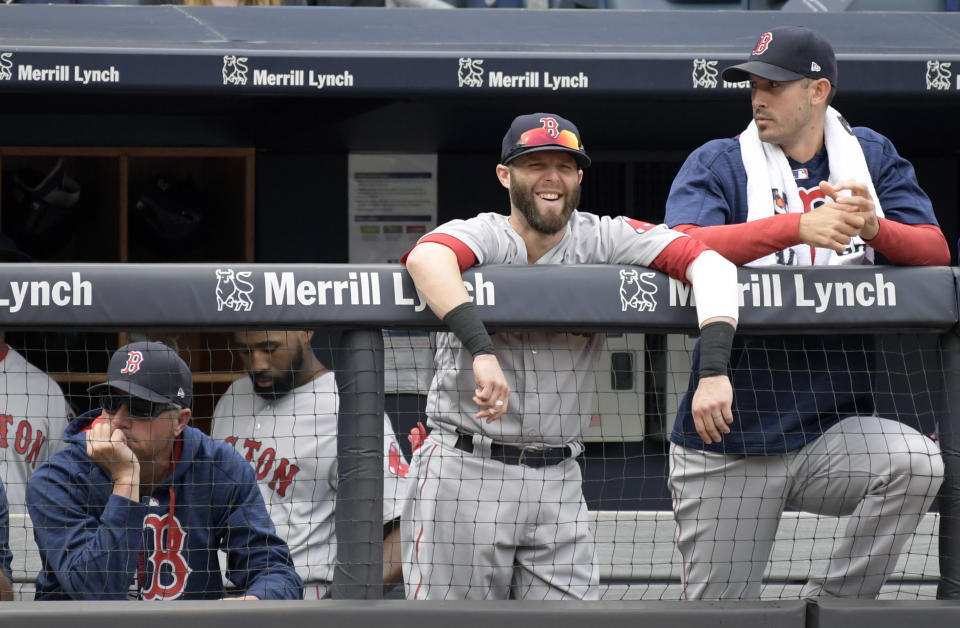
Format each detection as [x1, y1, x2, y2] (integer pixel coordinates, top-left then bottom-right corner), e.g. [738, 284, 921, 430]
[722, 26, 837, 86]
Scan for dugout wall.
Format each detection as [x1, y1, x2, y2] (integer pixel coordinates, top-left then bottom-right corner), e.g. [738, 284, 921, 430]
[0, 262, 957, 604]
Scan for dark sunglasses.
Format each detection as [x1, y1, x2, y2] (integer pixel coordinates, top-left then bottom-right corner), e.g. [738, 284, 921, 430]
[99, 393, 179, 419]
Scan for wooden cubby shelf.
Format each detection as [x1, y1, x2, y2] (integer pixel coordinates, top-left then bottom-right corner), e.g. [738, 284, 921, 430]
[0, 146, 256, 426]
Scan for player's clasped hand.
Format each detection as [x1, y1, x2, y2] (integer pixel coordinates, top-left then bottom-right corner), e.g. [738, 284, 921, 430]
[819, 179, 879, 240]
[85, 417, 139, 479]
[472, 354, 510, 423]
[798, 200, 865, 254]
[690, 375, 734, 444]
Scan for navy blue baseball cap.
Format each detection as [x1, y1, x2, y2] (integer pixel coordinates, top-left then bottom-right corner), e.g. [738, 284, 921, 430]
[89, 341, 192, 410]
[722, 26, 837, 86]
[500, 113, 591, 168]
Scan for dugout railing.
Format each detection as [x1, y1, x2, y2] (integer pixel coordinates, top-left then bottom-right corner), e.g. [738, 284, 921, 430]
[0, 263, 958, 623]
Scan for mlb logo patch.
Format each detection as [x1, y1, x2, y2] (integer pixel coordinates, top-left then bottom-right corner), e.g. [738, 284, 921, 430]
[792, 168, 809, 180]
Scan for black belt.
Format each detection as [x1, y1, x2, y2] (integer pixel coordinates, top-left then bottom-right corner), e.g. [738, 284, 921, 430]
[454, 431, 575, 468]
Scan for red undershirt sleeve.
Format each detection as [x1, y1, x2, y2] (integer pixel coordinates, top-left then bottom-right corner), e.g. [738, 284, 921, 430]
[675, 216, 949, 267]
[648, 237, 709, 283]
[400, 234, 478, 272]
[867, 220, 950, 266]
[672, 214, 803, 266]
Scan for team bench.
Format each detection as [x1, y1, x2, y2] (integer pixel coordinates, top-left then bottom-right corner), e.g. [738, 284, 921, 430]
[7, 511, 940, 601]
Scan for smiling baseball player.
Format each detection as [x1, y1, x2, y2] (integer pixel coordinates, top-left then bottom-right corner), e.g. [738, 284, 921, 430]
[400, 112, 740, 601]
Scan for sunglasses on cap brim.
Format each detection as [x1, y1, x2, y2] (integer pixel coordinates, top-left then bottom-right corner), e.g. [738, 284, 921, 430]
[505, 127, 584, 160]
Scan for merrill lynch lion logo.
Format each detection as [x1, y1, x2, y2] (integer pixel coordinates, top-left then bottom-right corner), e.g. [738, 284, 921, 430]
[458, 58, 484, 88]
[0, 53, 13, 81]
[926, 60, 951, 91]
[619, 269, 657, 313]
[222, 55, 249, 86]
[216, 268, 254, 312]
[692, 59, 718, 89]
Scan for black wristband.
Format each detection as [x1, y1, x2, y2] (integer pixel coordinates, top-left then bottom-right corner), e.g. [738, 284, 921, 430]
[698, 321, 735, 378]
[442, 302, 495, 357]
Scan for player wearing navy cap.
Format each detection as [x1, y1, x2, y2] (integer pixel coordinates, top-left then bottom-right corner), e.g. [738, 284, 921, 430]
[665, 26, 948, 600]
[400, 112, 740, 600]
[27, 341, 302, 600]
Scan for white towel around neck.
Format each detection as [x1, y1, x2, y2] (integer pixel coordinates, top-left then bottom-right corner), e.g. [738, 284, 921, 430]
[739, 106, 883, 267]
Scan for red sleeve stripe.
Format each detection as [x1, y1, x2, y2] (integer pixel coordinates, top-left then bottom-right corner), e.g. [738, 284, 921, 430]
[650, 236, 709, 283]
[868, 221, 950, 266]
[400, 234, 478, 272]
[672, 217, 950, 267]
[671, 215, 802, 266]
[623, 218, 658, 232]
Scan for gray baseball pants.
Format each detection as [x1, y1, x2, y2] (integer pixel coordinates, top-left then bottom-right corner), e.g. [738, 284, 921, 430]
[669, 416, 943, 599]
[402, 429, 599, 601]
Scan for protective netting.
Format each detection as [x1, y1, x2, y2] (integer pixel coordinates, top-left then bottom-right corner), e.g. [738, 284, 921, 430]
[0, 327, 951, 601]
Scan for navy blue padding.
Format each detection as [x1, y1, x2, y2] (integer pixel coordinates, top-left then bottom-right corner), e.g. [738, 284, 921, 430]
[0, 5, 958, 57]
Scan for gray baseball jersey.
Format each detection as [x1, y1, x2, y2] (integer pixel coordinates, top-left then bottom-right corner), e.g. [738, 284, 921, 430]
[212, 372, 406, 586]
[403, 210, 708, 600]
[426, 210, 688, 447]
[0, 346, 71, 514]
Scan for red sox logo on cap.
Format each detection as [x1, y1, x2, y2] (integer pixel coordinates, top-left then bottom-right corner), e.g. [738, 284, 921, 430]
[540, 117, 559, 139]
[752, 32, 773, 56]
[501, 112, 591, 168]
[120, 351, 144, 375]
[722, 26, 837, 87]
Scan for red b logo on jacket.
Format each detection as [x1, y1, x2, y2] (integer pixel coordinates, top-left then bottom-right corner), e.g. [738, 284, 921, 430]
[141, 513, 191, 600]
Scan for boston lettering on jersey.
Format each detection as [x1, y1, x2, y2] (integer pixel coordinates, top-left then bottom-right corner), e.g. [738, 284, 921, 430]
[0, 414, 47, 468]
[389, 441, 409, 477]
[223, 436, 300, 498]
